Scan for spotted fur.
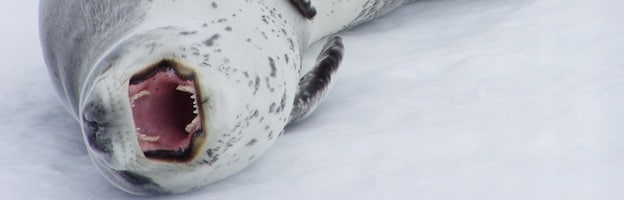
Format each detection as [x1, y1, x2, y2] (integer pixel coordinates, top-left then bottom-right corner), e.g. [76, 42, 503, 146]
[40, 0, 413, 195]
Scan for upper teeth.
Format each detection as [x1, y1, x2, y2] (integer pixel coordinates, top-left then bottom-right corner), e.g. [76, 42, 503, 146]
[130, 90, 150, 105]
[176, 85, 195, 94]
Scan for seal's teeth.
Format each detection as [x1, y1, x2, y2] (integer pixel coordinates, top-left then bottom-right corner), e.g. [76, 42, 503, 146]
[185, 116, 201, 133]
[176, 85, 195, 94]
[138, 133, 160, 142]
[192, 96, 199, 114]
[130, 90, 150, 105]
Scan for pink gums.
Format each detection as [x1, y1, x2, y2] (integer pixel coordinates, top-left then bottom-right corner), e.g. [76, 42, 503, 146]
[128, 69, 201, 152]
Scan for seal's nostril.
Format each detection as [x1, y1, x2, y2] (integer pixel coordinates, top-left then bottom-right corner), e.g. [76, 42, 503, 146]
[82, 116, 111, 154]
[82, 96, 112, 154]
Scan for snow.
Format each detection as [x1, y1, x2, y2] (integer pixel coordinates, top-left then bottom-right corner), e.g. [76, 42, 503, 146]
[2, 0, 624, 199]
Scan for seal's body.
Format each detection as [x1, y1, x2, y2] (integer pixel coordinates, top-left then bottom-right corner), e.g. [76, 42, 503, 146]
[40, 0, 412, 194]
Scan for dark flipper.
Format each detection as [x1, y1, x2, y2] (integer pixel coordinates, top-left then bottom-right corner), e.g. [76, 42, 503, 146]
[289, 35, 344, 123]
[289, 0, 317, 19]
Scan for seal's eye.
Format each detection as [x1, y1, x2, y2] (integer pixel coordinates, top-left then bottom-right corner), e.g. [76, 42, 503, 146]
[128, 60, 204, 162]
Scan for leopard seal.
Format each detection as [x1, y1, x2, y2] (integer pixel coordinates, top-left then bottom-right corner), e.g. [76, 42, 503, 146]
[39, 0, 413, 195]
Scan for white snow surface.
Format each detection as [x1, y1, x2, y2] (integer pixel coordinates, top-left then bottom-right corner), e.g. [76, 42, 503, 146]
[2, 0, 624, 199]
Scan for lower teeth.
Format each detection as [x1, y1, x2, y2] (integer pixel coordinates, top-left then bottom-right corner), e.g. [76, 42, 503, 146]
[185, 116, 201, 133]
[138, 133, 160, 142]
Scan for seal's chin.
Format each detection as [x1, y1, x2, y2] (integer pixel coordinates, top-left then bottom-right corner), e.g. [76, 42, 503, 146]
[128, 60, 205, 162]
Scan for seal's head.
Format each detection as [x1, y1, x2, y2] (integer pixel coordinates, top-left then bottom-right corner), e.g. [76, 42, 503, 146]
[79, 27, 298, 194]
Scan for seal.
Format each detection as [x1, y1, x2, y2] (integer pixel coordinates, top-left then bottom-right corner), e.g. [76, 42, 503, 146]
[39, 0, 414, 195]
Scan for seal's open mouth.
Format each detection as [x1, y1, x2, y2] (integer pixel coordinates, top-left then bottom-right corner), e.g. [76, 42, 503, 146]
[128, 60, 204, 162]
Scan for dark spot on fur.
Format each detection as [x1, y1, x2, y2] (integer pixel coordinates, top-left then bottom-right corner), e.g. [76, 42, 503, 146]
[261, 15, 269, 24]
[261, 32, 268, 40]
[269, 103, 276, 113]
[254, 76, 261, 95]
[180, 31, 197, 35]
[277, 93, 287, 113]
[287, 38, 294, 50]
[203, 34, 220, 46]
[268, 131, 274, 139]
[268, 57, 277, 78]
[246, 139, 257, 146]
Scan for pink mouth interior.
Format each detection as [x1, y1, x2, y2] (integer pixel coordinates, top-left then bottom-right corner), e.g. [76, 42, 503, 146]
[128, 68, 202, 154]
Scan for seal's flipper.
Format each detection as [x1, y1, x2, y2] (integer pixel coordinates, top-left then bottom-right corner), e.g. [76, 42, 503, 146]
[289, 0, 317, 19]
[289, 35, 343, 123]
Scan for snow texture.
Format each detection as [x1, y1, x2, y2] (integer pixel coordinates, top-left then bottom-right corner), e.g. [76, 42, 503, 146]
[1, 0, 623, 199]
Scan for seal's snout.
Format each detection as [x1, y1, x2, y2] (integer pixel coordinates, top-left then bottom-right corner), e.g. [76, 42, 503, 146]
[128, 60, 206, 162]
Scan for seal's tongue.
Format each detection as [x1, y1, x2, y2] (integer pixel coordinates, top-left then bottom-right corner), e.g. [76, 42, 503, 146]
[128, 68, 201, 155]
